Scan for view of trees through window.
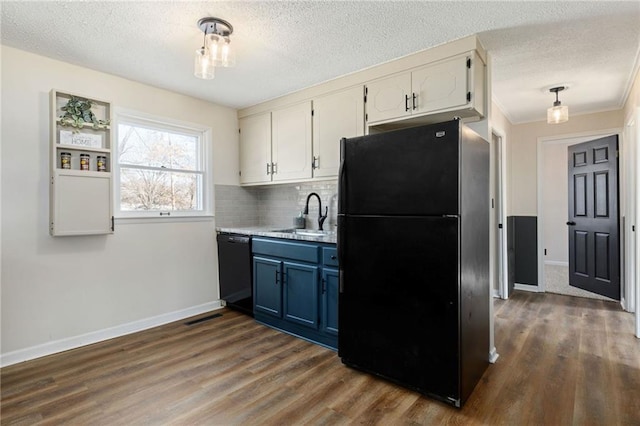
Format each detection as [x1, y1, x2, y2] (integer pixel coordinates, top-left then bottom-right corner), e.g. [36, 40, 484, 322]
[118, 123, 203, 212]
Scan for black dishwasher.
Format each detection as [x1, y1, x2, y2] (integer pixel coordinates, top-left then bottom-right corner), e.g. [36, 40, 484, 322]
[216, 233, 253, 316]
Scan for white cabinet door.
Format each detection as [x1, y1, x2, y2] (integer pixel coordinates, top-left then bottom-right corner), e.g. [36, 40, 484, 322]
[365, 72, 411, 123]
[272, 101, 312, 182]
[412, 55, 469, 115]
[313, 86, 365, 178]
[51, 171, 112, 235]
[239, 112, 272, 184]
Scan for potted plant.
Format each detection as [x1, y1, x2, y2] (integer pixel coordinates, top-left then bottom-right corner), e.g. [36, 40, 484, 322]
[59, 96, 110, 132]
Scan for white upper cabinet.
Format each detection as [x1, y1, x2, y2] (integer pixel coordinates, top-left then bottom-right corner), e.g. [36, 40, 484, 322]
[312, 86, 365, 178]
[366, 52, 485, 126]
[412, 55, 469, 115]
[365, 73, 412, 124]
[272, 101, 313, 182]
[239, 112, 272, 185]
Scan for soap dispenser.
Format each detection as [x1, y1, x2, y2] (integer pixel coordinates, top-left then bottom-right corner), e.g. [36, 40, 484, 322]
[294, 211, 306, 229]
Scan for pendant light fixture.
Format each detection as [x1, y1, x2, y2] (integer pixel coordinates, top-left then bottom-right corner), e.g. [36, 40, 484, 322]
[547, 86, 569, 124]
[194, 17, 235, 80]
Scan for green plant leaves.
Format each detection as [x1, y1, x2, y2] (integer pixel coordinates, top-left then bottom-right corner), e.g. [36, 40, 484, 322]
[59, 96, 110, 133]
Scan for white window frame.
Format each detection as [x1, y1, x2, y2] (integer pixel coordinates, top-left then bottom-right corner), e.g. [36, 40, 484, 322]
[114, 108, 213, 219]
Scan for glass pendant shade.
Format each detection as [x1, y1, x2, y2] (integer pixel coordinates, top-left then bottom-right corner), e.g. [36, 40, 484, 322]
[547, 104, 569, 124]
[205, 34, 221, 62]
[194, 47, 215, 80]
[217, 37, 236, 67]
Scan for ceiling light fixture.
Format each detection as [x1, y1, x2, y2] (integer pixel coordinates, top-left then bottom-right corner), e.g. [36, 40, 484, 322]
[547, 86, 569, 124]
[194, 17, 235, 80]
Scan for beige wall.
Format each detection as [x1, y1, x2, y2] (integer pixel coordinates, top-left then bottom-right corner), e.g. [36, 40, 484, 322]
[508, 110, 624, 216]
[1, 47, 239, 363]
[624, 63, 640, 121]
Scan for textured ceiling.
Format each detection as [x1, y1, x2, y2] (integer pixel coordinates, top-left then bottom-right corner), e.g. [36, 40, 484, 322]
[1, 1, 639, 124]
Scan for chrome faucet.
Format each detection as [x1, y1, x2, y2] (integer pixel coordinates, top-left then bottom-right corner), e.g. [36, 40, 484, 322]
[304, 192, 328, 231]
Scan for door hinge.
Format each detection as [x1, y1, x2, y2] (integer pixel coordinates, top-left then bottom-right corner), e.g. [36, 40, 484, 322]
[467, 92, 471, 102]
[467, 58, 471, 68]
[111, 216, 115, 232]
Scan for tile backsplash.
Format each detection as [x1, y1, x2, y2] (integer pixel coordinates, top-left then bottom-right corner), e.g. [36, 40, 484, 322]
[215, 181, 338, 230]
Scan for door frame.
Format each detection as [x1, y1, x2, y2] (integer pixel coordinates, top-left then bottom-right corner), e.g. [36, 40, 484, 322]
[490, 128, 509, 299]
[536, 128, 630, 310]
[623, 107, 639, 338]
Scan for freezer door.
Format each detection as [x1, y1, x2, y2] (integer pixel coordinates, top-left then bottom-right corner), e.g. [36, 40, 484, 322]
[338, 215, 460, 401]
[339, 121, 460, 216]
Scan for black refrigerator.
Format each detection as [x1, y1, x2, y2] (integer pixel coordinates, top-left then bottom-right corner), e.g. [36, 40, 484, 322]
[337, 120, 490, 408]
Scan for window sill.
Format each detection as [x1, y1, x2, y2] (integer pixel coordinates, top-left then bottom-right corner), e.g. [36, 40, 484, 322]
[115, 215, 215, 225]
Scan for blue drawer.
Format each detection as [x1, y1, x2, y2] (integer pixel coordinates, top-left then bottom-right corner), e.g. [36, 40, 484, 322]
[252, 238, 319, 263]
[322, 247, 338, 267]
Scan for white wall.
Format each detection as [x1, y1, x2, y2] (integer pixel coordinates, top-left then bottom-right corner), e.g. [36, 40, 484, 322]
[541, 143, 569, 264]
[1, 47, 239, 363]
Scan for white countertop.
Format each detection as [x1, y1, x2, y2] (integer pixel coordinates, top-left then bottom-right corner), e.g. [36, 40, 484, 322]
[217, 226, 337, 244]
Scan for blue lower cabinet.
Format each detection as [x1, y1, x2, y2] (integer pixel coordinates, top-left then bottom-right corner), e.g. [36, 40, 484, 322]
[252, 237, 338, 350]
[283, 262, 319, 329]
[321, 268, 339, 336]
[253, 256, 282, 318]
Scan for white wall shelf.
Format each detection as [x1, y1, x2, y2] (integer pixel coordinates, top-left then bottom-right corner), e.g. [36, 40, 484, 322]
[50, 89, 114, 236]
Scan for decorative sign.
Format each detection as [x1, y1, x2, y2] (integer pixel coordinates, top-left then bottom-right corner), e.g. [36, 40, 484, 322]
[59, 130, 102, 148]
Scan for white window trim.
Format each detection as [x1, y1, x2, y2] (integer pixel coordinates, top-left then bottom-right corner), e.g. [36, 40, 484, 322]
[114, 108, 214, 219]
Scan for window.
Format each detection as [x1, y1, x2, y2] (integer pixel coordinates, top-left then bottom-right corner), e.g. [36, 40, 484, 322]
[115, 111, 212, 217]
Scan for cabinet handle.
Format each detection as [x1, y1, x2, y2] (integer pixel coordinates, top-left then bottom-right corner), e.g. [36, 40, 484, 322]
[272, 162, 277, 174]
[275, 270, 279, 284]
[312, 156, 319, 169]
[566, 221, 576, 226]
[405, 94, 410, 112]
[266, 163, 271, 175]
[330, 255, 337, 260]
[412, 93, 417, 110]
[321, 278, 326, 294]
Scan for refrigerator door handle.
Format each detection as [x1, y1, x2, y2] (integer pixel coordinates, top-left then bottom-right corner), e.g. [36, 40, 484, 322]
[337, 215, 346, 293]
[338, 138, 347, 214]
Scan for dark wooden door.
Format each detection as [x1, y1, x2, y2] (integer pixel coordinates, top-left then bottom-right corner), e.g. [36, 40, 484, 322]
[567, 135, 620, 300]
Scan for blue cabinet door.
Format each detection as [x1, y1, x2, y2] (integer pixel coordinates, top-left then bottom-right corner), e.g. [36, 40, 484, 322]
[322, 268, 339, 336]
[253, 256, 282, 318]
[283, 261, 319, 329]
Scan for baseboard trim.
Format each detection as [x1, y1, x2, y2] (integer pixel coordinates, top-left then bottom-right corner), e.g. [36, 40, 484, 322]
[514, 283, 542, 293]
[544, 261, 569, 267]
[0, 301, 223, 367]
[489, 347, 499, 364]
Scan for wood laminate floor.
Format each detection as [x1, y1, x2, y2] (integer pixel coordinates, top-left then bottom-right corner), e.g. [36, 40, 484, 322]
[2, 291, 639, 425]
